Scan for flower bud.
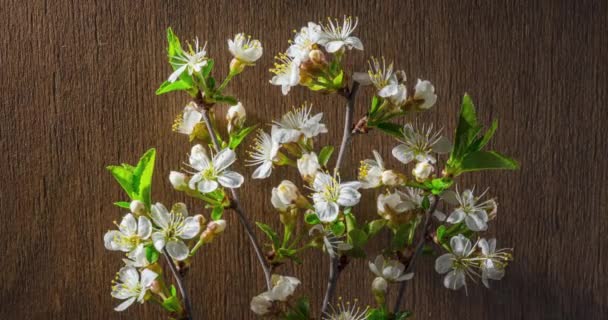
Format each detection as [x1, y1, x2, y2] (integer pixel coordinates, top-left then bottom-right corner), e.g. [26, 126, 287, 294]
[130, 200, 146, 215]
[208, 219, 227, 235]
[372, 276, 388, 294]
[413, 79, 437, 110]
[381, 170, 404, 186]
[276, 180, 299, 205]
[297, 152, 321, 182]
[169, 171, 188, 190]
[229, 57, 246, 75]
[412, 161, 434, 182]
[226, 102, 246, 134]
[149, 279, 163, 295]
[309, 49, 327, 65]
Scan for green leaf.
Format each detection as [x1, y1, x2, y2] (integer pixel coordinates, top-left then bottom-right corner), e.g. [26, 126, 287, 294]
[162, 296, 181, 313]
[421, 196, 430, 210]
[436, 225, 447, 243]
[366, 307, 389, 320]
[211, 206, 224, 220]
[391, 224, 411, 249]
[166, 27, 182, 57]
[113, 201, 131, 209]
[374, 122, 403, 138]
[332, 70, 344, 87]
[214, 94, 237, 106]
[107, 165, 135, 199]
[170, 285, 177, 297]
[304, 213, 321, 225]
[202, 59, 214, 78]
[348, 229, 368, 247]
[256, 222, 280, 248]
[365, 219, 386, 237]
[318, 146, 334, 167]
[369, 95, 382, 115]
[331, 221, 346, 236]
[284, 296, 310, 320]
[156, 79, 192, 95]
[145, 245, 160, 264]
[131, 148, 156, 208]
[460, 151, 519, 172]
[452, 94, 481, 160]
[228, 125, 256, 149]
[470, 119, 498, 152]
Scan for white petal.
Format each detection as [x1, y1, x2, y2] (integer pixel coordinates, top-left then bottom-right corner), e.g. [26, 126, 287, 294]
[441, 190, 459, 205]
[435, 253, 455, 274]
[213, 148, 237, 172]
[114, 297, 136, 311]
[353, 72, 372, 85]
[140, 269, 158, 288]
[337, 187, 361, 207]
[218, 171, 244, 188]
[433, 210, 447, 221]
[119, 214, 137, 236]
[324, 40, 345, 53]
[451, 235, 472, 256]
[447, 209, 466, 224]
[252, 161, 273, 179]
[166, 240, 190, 261]
[180, 216, 201, 239]
[315, 201, 339, 222]
[345, 37, 363, 50]
[168, 65, 187, 83]
[104, 231, 120, 251]
[397, 272, 414, 281]
[392, 144, 414, 164]
[198, 179, 219, 193]
[378, 84, 399, 98]
[151, 203, 170, 229]
[152, 232, 166, 251]
[465, 213, 488, 231]
[432, 136, 453, 154]
[189, 145, 210, 171]
[188, 173, 203, 190]
[444, 270, 466, 290]
[137, 216, 152, 239]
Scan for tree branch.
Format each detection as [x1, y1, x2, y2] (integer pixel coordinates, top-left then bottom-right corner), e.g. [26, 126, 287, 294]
[197, 103, 273, 290]
[392, 194, 440, 313]
[320, 81, 360, 316]
[162, 249, 193, 320]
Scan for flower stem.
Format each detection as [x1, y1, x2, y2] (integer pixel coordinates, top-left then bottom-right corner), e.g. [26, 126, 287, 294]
[162, 249, 193, 320]
[392, 194, 441, 313]
[197, 102, 273, 290]
[320, 81, 360, 316]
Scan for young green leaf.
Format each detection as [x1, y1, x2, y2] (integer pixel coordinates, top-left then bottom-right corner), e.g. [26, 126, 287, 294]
[365, 219, 387, 237]
[348, 229, 368, 248]
[156, 79, 193, 95]
[113, 201, 131, 209]
[211, 206, 224, 220]
[460, 151, 519, 172]
[256, 222, 280, 248]
[318, 146, 334, 167]
[228, 125, 257, 149]
[131, 148, 156, 208]
[107, 164, 135, 199]
[373, 122, 403, 138]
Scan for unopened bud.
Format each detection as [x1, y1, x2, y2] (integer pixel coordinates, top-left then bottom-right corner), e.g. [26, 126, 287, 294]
[309, 49, 327, 65]
[226, 102, 246, 134]
[372, 276, 388, 294]
[412, 161, 434, 182]
[130, 200, 146, 215]
[208, 219, 226, 235]
[149, 279, 163, 294]
[381, 170, 404, 186]
[276, 180, 299, 205]
[229, 58, 246, 75]
[169, 171, 188, 190]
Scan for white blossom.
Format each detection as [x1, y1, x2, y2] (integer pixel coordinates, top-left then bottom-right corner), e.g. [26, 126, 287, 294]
[187, 145, 244, 193]
[270, 54, 301, 95]
[104, 213, 152, 253]
[168, 38, 208, 83]
[358, 57, 400, 98]
[272, 104, 327, 143]
[478, 238, 509, 288]
[297, 152, 321, 181]
[226, 102, 246, 134]
[310, 172, 361, 222]
[435, 234, 477, 291]
[246, 128, 281, 179]
[250, 275, 301, 315]
[323, 300, 368, 320]
[129, 200, 146, 216]
[122, 244, 151, 268]
[172, 103, 202, 136]
[111, 267, 158, 311]
[358, 150, 385, 189]
[444, 188, 497, 232]
[317, 16, 363, 53]
[228, 33, 263, 64]
[412, 161, 434, 181]
[150, 203, 202, 261]
[286, 22, 322, 61]
[369, 255, 414, 282]
[392, 122, 451, 165]
[414, 79, 437, 109]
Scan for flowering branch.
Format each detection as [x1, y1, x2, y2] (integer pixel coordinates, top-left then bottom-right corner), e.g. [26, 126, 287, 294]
[196, 100, 273, 290]
[392, 194, 440, 313]
[162, 249, 193, 320]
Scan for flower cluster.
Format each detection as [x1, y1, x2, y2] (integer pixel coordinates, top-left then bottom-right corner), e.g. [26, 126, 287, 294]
[104, 18, 518, 320]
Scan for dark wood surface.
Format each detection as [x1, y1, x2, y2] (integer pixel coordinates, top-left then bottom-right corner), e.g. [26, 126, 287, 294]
[1, 0, 606, 319]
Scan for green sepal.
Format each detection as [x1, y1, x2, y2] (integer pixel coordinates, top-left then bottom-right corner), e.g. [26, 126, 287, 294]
[330, 221, 346, 236]
[304, 212, 321, 225]
[161, 295, 181, 313]
[145, 245, 160, 264]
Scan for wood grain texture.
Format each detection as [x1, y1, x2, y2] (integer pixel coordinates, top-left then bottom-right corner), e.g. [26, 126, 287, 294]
[1, 0, 606, 319]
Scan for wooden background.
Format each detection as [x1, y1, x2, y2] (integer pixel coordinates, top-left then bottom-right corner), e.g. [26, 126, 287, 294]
[1, 0, 606, 319]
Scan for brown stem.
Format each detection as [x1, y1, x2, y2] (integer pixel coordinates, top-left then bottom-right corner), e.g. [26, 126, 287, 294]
[162, 250, 192, 320]
[392, 194, 441, 313]
[197, 103, 273, 290]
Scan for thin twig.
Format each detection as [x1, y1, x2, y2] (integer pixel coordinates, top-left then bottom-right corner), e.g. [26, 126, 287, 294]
[392, 194, 440, 313]
[162, 249, 193, 320]
[320, 81, 360, 316]
[198, 104, 273, 290]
